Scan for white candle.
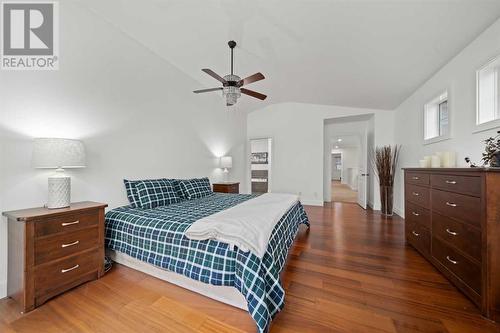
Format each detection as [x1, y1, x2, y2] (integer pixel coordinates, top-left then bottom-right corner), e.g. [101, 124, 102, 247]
[443, 152, 456, 167]
[419, 160, 427, 168]
[424, 156, 432, 167]
[431, 155, 441, 168]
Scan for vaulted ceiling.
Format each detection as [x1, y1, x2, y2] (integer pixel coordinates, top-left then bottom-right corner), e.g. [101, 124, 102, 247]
[79, 0, 500, 111]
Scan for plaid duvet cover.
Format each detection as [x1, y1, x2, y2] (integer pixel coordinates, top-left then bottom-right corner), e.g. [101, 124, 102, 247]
[105, 193, 309, 332]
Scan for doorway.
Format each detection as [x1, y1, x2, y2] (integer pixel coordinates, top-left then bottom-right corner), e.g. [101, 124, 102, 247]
[249, 138, 272, 194]
[330, 137, 359, 204]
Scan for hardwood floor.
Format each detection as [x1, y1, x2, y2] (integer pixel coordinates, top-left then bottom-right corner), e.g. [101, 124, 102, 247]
[1, 203, 498, 332]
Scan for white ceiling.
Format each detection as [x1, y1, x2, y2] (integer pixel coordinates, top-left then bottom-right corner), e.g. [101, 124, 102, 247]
[79, 0, 500, 111]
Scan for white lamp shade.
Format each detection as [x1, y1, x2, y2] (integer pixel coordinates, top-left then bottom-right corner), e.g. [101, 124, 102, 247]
[33, 138, 86, 169]
[220, 156, 232, 169]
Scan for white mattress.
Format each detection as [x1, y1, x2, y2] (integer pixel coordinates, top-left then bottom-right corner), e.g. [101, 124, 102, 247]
[107, 249, 248, 311]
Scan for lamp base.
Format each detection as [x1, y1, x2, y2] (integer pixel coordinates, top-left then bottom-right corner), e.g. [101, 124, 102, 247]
[48, 174, 71, 209]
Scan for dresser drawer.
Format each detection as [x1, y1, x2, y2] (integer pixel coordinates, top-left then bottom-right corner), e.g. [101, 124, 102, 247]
[405, 172, 430, 186]
[432, 212, 481, 262]
[35, 226, 99, 265]
[35, 210, 99, 237]
[431, 174, 482, 197]
[34, 250, 100, 298]
[405, 201, 430, 229]
[432, 237, 481, 294]
[406, 220, 430, 257]
[405, 184, 430, 208]
[431, 189, 481, 228]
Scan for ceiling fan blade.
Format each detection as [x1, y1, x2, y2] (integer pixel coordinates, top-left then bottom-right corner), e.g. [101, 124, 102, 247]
[238, 72, 265, 87]
[193, 87, 223, 94]
[202, 69, 227, 84]
[241, 88, 267, 100]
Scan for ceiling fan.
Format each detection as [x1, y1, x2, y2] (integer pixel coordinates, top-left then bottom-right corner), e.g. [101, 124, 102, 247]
[193, 40, 267, 106]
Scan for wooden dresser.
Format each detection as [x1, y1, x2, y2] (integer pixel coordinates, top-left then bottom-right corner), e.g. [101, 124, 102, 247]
[213, 182, 240, 194]
[2, 201, 108, 313]
[403, 168, 499, 321]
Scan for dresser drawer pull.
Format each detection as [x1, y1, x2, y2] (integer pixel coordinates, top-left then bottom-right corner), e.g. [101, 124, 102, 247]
[61, 240, 79, 248]
[412, 176, 420, 180]
[446, 256, 458, 265]
[411, 230, 420, 237]
[61, 264, 79, 273]
[446, 228, 458, 236]
[445, 180, 457, 184]
[412, 211, 420, 216]
[446, 202, 457, 207]
[412, 192, 420, 196]
[61, 220, 80, 227]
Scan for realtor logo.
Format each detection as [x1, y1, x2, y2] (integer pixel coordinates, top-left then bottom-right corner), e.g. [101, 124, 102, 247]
[1, 1, 59, 70]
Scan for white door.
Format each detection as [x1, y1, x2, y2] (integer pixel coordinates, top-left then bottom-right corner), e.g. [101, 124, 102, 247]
[357, 132, 368, 209]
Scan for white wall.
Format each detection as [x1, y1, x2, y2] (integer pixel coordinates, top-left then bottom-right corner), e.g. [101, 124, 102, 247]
[394, 17, 500, 217]
[0, 2, 247, 298]
[247, 103, 394, 206]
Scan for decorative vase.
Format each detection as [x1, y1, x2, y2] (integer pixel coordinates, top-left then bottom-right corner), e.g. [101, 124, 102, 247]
[491, 151, 500, 167]
[380, 185, 394, 217]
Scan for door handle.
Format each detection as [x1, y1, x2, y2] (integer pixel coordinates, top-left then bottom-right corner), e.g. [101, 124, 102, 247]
[446, 228, 458, 236]
[412, 231, 420, 237]
[412, 211, 420, 216]
[445, 180, 457, 185]
[446, 202, 457, 207]
[446, 256, 458, 265]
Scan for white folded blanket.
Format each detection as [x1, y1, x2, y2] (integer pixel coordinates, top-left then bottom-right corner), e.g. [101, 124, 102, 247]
[185, 193, 299, 258]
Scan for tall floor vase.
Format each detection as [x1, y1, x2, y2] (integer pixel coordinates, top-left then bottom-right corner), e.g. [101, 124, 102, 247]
[380, 185, 394, 217]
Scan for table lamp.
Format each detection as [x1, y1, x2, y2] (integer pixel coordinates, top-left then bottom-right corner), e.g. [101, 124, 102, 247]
[32, 138, 86, 209]
[220, 156, 232, 182]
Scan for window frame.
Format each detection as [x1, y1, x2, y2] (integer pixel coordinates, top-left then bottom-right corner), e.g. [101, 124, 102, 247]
[423, 90, 451, 145]
[475, 55, 500, 133]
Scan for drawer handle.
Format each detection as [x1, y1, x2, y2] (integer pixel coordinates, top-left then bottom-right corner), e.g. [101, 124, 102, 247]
[446, 202, 457, 207]
[61, 264, 80, 273]
[445, 180, 457, 185]
[61, 240, 79, 248]
[412, 230, 420, 237]
[412, 211, 420, 217]
[61, 220, 80, 227]
[412, 176, 420, 180]
[446, 228, 458, 236]
[446, 256, 458, 265]
[412, 192, 420, 196]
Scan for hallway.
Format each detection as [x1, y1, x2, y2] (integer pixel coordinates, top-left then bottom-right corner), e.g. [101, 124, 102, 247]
[331, 180, 358, 203]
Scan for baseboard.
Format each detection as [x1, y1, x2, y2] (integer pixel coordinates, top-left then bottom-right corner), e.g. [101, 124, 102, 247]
[0, 279, 6, 299]
[300, 199, 324, 206]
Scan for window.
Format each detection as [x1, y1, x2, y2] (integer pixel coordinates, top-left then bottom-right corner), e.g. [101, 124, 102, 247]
[424, 91, 449, 143]
[477, 56, 500, 129]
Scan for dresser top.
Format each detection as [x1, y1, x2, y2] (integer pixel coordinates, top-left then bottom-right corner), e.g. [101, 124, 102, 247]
[2, 201, 108, 222]
[403, 167, 500, 173]
[213, 182, 240, 185]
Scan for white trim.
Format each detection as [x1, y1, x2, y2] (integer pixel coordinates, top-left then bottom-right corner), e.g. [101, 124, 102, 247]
[0, 279, 6, 299]
[107, 250, 248, 311]
[300, 199, 324, 206]
[473, 118, 500, 133]
[393, 206, 405, 218]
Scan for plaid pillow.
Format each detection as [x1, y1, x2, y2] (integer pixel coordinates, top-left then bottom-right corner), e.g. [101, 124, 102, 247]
[123, 179, 141, 208]
[135, 179, 182, 209]
[124, 179, 184, 208]
[179, 177, 212, 200]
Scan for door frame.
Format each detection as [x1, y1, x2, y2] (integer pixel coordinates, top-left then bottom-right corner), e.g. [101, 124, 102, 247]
[247, 137, 273, 194]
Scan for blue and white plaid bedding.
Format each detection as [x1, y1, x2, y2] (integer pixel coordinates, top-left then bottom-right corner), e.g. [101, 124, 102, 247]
[105, 193, 309, 332]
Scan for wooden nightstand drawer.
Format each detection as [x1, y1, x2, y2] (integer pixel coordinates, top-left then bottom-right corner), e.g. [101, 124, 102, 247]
[406, 220, 430, 257]
[35, 226, 99, 265]
[405, 172, 430, 186]
[35, 250, 100, 306]
[35, 210, 99, 237]
[213, 182, 240, 194]
[405, 201, 430, 229]
[430, 174, 482, 197]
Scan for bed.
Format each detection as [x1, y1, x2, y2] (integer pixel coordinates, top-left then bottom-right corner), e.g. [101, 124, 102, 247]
[105, 192, 309, 332]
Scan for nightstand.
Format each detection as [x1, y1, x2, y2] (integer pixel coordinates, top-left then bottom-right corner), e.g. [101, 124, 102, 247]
[213, 182, 240, 194]
[2, 201, 108, 313]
